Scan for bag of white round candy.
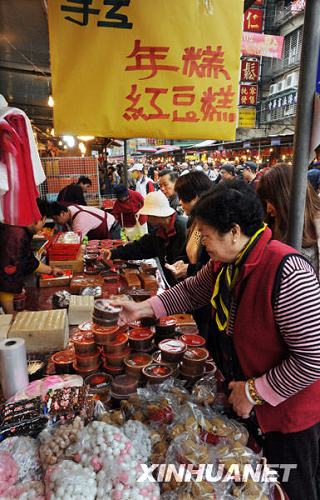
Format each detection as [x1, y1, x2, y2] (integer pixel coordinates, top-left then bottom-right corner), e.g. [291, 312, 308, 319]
[122, 420, 152, 463]
[44, 460, 97, 500]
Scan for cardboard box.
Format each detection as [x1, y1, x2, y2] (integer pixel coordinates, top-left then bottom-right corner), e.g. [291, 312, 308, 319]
[49, 246, 84, 273]
[39, 270, 73, 288]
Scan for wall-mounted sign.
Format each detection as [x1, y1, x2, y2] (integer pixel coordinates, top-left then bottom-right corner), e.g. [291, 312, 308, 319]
[243, 8, 263, 33]
[240, 58, 260, 82]
[242, 32, 284, 59]
[239, 84, 258, 106]
[238, 108, 256, 128]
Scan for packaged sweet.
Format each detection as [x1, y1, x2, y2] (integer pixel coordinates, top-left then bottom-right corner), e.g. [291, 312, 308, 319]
[0, 436, 42, 482]
[7, 375, 84, 403]
[52, 290, 71, 309]
[191, 373, 217, 406]
[44, 386, 94, 424]
[0, 451, 18, 495]
[81, 286, 103, 298]
[44, 460, 97, 500]
[0, 398, 47, 441]
[122, 420, 152, 463]
[39, 416, 84, 470]
[1, 480, 45, 500]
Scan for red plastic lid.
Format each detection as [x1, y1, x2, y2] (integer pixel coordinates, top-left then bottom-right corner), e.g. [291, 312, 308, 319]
[183, 347, 209, 361]
[128, 328, 153, 341]
[85, 372, 111, 387]
[180, 334, 206, 347]
[107, 332, 128, 346]
[52, 350, 76, 364]
[159, 339, 186, 354]
[73, 332, 95, 344]
[78, 321, 94, 332]
[144, 364, 171, 377]
[158, 316, 177, 327]
[125, 353, 152, 366]
[92, 325, 119, 335]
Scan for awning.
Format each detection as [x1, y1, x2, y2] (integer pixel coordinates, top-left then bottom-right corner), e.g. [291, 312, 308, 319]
[185, 140, 217, 149]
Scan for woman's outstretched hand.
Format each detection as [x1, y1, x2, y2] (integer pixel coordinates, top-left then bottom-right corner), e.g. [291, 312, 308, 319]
[111, 300, 155, 325]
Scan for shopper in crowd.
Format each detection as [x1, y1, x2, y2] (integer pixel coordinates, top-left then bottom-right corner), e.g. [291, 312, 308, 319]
[165, 171, 213, 339]
[219, 163, 236, 181]
[111, 184, 148, 241]
[115, 180, 320, 500]
[165, 171, 212, 280]
[57, 176, 92, 206]
[307, 168, 320, 194]
[0, 199, 63, 313]
[48, 202, 121, 240]
[158, 169, 182, 215]
[242, 161, 259, 189]
[257, 163, 320, 276]
[128, 163, 155, 197]
[103, 191, 187, 285]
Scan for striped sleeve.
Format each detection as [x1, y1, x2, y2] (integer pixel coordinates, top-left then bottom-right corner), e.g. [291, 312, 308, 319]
[255, 255, 320, 406]
[147, 261, 215, 317]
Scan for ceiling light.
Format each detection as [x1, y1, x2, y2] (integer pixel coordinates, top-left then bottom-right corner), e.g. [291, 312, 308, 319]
[48, 95, 54, 107]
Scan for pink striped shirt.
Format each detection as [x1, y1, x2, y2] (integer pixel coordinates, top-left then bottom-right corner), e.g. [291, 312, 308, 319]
[147, 256, 320, 406]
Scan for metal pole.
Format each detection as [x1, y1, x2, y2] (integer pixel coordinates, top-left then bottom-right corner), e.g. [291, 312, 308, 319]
[287, 0, 320, 250]
[123, 139, 128, 188]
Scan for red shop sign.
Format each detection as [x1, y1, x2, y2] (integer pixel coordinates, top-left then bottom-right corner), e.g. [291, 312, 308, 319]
[240, 58, 260, 82]
[239, 84, 258, 106]
[243, 8, 263, 33]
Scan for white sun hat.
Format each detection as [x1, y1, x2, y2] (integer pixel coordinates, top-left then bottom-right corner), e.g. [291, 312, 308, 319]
[139, 191, 175, 217]
[128, 163, 144, 172]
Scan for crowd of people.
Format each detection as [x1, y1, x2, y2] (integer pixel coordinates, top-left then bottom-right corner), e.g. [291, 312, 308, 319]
[1, 154, 320, 498]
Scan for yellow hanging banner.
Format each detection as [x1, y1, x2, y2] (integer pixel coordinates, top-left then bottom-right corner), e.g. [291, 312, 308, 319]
[48, 0, 243, 140]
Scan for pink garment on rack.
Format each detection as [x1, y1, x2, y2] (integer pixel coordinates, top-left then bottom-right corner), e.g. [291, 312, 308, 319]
[0, 113, 41, 225]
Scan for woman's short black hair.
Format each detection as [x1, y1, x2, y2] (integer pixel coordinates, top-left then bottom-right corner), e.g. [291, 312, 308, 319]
[192, 180, 264, 236]
[174, 171, 212, 202]
[48, 202, 68, 217]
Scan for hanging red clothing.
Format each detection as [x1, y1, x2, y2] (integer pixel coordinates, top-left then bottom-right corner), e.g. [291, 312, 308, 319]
[0, 113, 41, 225]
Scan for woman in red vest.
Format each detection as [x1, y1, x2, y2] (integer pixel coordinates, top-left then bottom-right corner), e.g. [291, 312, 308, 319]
[116, 181, 320, 500]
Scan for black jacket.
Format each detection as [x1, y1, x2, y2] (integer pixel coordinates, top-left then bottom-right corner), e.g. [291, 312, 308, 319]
[57, 183, 86, 205]
[110, 215, 187, 285]
[0, 224, 39, 294]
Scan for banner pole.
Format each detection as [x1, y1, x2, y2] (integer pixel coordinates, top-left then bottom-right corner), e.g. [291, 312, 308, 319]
[287, 0, 320, 250]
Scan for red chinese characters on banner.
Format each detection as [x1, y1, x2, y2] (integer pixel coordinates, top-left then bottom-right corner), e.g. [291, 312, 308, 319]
[125, 39, 179, 80]
[123, 84, 236, 123]
[123, 40, 237, 124]
[182, 45, 231, 80]
[240, 58, 259, 82]
[243, 9, 263, 33]
[239, 84, 258, 106]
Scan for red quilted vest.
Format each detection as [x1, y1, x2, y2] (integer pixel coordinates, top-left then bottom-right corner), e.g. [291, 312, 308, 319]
[231, 228, 320, 433]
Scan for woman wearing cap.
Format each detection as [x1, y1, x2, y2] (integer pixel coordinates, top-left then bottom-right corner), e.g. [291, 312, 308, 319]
[129, 163, 154, 198]
[115, 181, 320, 499]
[104, 191, 187, 285]
[112, 184, 148, 241]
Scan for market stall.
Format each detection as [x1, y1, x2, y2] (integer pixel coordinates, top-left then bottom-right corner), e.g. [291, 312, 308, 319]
[0, 232, 287, 500]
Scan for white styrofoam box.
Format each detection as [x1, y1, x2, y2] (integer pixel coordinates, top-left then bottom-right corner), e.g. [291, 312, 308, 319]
[68, 295, 94, 325]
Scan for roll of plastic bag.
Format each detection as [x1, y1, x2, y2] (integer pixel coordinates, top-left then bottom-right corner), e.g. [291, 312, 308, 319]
[0, 338, 28, 400]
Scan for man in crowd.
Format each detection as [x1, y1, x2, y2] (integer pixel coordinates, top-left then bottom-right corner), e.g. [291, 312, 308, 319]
[129, 163, 154, 197]
[219, 164, 236, 181]
[112, 184, 148, 240]
[159, 169, 183, 214]
[57, 176, 92, 206]
[242, 161, 259, 189]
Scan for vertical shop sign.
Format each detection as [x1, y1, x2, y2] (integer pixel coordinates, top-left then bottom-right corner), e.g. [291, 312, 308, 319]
[243, 8, 263, 33]
[47, 0, 243, 140]
[240, 58, 260, 82]
[239, 84, 258, 106]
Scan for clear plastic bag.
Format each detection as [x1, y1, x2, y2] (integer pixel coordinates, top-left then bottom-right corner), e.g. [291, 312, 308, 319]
[0, 451, 19, 495]
[44, 460, 97, 500]
[0, 436, 42, 482]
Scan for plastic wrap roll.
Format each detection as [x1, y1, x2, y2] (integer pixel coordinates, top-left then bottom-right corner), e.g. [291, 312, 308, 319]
[0, 338, 28, 400]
